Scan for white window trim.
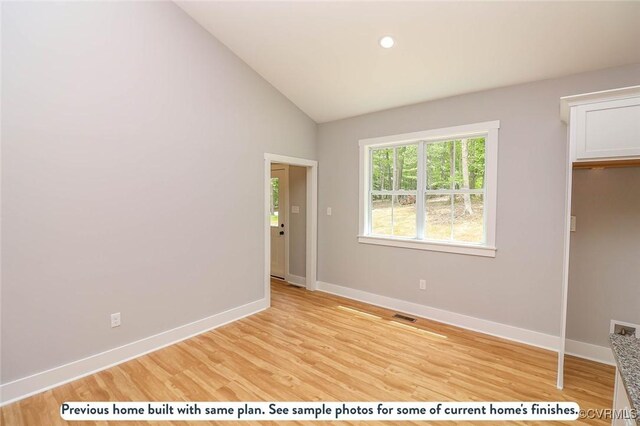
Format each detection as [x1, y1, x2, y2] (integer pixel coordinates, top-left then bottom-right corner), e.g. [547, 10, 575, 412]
[358, 121, 499, 257]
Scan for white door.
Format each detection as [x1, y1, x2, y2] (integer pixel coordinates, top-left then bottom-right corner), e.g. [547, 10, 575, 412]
[270, 167, 287, 278]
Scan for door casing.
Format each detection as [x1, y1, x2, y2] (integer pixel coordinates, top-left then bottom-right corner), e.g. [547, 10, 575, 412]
[264, 153, 318, 307]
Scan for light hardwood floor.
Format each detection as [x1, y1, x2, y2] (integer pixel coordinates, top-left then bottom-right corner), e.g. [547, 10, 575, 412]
[1, 279, 614, 425]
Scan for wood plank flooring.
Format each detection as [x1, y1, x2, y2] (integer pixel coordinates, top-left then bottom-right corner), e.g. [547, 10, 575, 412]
[1, 279, 614, 425]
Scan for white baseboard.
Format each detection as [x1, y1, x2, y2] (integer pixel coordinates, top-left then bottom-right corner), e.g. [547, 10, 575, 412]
[316, 281, 560, 352]
[565, 339, 615, 365]
[0, 298, 268, 407]
[285, 273, 306, 287]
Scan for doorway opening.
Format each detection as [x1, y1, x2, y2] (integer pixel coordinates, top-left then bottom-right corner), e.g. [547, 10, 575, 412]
[264, 154, 318, 306]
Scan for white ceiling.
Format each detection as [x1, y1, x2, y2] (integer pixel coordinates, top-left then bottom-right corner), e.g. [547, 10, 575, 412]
[176, 1, 640, 123]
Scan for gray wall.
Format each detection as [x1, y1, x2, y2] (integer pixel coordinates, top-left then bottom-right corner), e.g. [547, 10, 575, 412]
[317, 63, 640, 337]
[288, 166, 307, 278]
[567, 167, 640, 347]
[1, 2, 315, 383]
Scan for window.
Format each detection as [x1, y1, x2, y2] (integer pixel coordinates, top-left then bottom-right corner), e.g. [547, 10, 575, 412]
[270, 177, 280, 227]
[359, 121, 499, 257]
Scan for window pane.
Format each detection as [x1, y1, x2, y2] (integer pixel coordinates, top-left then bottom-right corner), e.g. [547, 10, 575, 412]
[270, 177, 279, 227]
[425, 194, 452, 241]
[371, 148, 393, 191]
[371, 195, 392, 235]
[393, 195, 416, 237]
[426, 140, 453, 190]
[395, 145, 418, 190]
[453, 194, 484, 243]
[454, 138, 485, 190]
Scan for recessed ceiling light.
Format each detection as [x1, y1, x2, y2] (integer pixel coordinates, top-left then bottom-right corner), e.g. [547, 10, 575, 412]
[379, 36, 395, 49]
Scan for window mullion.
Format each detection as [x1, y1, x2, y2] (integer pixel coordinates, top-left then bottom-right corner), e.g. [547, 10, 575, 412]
[416, 141, 425, 240]
[368, 148, 373, 234]
[424, 189, 483, 195]
[371, 190, 416, 196]
[450, 141, 455, 240]
[391, 148, 397, 235]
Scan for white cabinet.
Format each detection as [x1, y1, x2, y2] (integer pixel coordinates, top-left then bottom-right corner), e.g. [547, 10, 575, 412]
[612, 370, 635, 426]
[561, 86, 640, 162]
[575, 97, 640, 160]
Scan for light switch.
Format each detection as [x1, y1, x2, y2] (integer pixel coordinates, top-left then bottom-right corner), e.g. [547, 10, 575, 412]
[326, 207, 332, 216]
[291, 205, 300, 214]
[570, 216, 576, 232]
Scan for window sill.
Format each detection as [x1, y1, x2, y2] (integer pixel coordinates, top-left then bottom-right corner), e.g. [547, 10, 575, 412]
[357, 235, 496, 257]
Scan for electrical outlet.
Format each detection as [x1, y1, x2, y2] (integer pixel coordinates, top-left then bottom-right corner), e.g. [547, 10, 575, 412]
[419, 279, 426, 290]
[326, 207, 332, 216]
[111, 312, 121, 328]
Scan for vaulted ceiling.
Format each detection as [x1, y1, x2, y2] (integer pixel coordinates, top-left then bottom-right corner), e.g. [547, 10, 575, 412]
[176, 1, 640, 123]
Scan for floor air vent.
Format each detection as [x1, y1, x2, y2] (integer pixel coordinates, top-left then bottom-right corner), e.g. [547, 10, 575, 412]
[393, 313, 417, 323]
